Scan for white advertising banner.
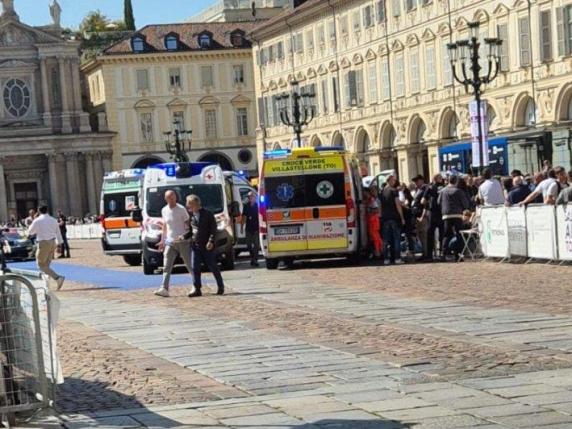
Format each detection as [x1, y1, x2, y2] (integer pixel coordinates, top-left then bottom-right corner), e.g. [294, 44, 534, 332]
[480, 206, 509, 258]
[469, 100, 489, 168]
[526, 204, 557, 260]
[507, 206, 527, 257]
[556, 204, 572, 261]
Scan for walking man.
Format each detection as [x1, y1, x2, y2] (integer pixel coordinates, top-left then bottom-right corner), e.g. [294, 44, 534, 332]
[28, 206, 65, 290]
[57, 210, 70, 258]
[154, 190, 193, 298]
[438, 175, 471, 260]
[380, 175, 405, 265]
[241, 192, 260, 267]
[186, 195, 225, 297]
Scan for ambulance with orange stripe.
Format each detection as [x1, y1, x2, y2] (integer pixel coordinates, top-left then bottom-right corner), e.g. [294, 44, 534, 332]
[100, 169, 145, 266]
[259, 147, 367, 269]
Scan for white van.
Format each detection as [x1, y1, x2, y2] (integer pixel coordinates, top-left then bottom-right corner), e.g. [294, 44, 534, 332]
[137, 162, 239, 275]
[100, 169, 145, 266]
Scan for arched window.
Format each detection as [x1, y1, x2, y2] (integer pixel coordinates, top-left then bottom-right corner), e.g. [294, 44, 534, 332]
[524, 98, 536, 126]
[165, 34, 178, 51]
[132, 36, 145, 52]
[416, 120, 426, 143]
[231, 31, 244, 48]
[199, 33, 212, 49]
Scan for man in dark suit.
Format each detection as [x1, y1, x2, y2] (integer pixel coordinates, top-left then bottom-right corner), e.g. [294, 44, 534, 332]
[185, 194, 224, 297]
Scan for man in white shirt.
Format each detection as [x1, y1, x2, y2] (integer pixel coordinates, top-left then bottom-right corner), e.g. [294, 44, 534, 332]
[520, 168, 559, 206]
[477, 168, 505, 206]
[154, 190, 193, 298]
[28, 206, 65, 290]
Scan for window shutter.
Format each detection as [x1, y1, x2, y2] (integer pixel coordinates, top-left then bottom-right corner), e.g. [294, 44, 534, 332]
[392, 0, 400, 17]
[332, 76, 340, 112]
[321, 79, 329, 114]
[497, 24, 509, 71]
[257, 98, 265, 127]
[355, 69, 364, 106]
[540, 10, 553, 62]
[344, 72, 351, 108]
[519, 17, 531, 66]
[349, 71, 358, 106]
[557, 7, 565, 56]
[376, 1, 386, 23]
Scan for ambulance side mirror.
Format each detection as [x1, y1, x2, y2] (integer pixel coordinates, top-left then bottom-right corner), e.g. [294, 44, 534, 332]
[131, 208, 143, 223]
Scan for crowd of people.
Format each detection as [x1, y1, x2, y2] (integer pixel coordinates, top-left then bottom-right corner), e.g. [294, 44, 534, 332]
[365, 164, 572, 264]
[1, 213, 97, 230]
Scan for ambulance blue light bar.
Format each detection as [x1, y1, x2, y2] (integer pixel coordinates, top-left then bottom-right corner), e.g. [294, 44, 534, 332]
[314, 146, 345, 152]
[264, 149, 291, 159]
[152, 162, 213, 178]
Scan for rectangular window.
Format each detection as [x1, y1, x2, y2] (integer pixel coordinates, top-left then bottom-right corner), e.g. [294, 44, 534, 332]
[306, 29, 314, 50]
[556, 7, 572, 56]
[368, 61, 378, 103]
[332, 76, 340, 112]
[405, 0, 416, 12]
[321, 78, 329, 114]
[317, 24, 325, 46]
[497, 23, 509, 71]
[355, 69, 364, 106]
[352, 10, 361, 31]
[363, 5, 373, 28]
[205, 110, 217, 139]
[442, 41, 452, 86]
[344, 71, 357, 108]
[519, 16, 531, 66]
[257, 97, 265, 127]
[236, 108, 248, 136]
[169, 67, 181, 88]
[277, 41, 284, 60]
[201, 65, 214, 87]
[233, 64, 245, 85]
[136, 69, 148, 91]
[272, 95, 280, 127]
[328, 19, 336, 43]
[173, 111, 185, 132]
[376, 0, 386, 23]
[294, 32, 304, 53]
[266, 95, 274, 127]
[395, 54, 405, 97]
[540, 10, 553, 62]
[139, 112, 153, 142]
[479, 30, 489, 76]
[268, 45, 275, 62]
[409, 50, 419, 93]
[392, 0, 401, 17]
[340, 15, 349, 35]
[425, 45, 436, 90]
[381, 58, 390, 100]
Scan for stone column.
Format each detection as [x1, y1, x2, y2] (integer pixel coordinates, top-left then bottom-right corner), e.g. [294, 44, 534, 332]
[40, 58, 52, 128]
[102, 152, 113, 175]
[47, 153, 60, 211]
[64, 153, 82, 216]
[71, 58, 82, 113]
[94, 151, 104, 197]
[85, 153, 97, 214]
[58, 56, 72, 133]
[0, 157, 8, 222]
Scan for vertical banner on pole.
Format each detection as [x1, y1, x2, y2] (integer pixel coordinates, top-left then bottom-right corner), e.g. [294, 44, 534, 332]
[556, 204, 572, 261]
[507, 206, 527, 258]
[469, 100, 489, 167]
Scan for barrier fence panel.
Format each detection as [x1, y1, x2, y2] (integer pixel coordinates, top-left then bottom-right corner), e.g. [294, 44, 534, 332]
[526, 204, 558, 261]
[556, 204, 572, 262]
[479, 206, 510, 259]
[506, 206, 528, 258]
[66, 224, 101, 240]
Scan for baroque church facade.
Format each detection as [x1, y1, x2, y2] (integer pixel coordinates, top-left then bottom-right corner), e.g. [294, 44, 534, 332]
[0, 1, 113, 221]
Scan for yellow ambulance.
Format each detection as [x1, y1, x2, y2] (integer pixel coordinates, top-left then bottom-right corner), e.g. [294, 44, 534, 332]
[259, 146, 366, 269]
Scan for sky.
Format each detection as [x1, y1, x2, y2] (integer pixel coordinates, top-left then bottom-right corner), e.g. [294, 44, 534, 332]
[18, 0, 216, 29]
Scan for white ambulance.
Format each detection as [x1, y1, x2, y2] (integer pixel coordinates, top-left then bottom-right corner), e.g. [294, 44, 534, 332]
[136, 162, 240, 275]
[100, 169, 145, 265]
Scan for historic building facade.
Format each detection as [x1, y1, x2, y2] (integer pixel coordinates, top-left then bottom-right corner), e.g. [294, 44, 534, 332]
[189, 0, 287, 23]
[251, 0, 572, 181]
[82, 22, 260, 175]
[0, 1, 113, 221]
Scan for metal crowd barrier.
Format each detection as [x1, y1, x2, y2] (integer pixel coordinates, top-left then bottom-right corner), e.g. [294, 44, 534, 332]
[0, 269, 57, 428]
[66, 224, 101, 240]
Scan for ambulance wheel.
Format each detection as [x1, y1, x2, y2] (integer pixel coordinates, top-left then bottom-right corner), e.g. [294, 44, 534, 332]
[265, 258, 279, 270]
[347, 253, 361, 266]
[123, 254, 142, 266]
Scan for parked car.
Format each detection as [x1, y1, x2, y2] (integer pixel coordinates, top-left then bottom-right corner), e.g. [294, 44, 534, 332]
[1, 229, 35, 261]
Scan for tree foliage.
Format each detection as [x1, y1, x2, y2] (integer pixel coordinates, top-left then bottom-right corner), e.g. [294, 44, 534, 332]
[124, 0, 136, 31]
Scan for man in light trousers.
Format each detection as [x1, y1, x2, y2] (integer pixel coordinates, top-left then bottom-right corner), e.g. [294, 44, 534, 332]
[28, 206, 65, 290]
[154, 190, 194, 298]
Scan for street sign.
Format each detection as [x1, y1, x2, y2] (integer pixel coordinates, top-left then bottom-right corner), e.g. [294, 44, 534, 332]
[469, 100, 489, 168]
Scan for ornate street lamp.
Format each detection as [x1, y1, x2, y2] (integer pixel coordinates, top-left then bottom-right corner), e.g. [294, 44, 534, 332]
[448, 21, 502, 174]
[163, 121, 192, 163]
[277, 80, 316, 148]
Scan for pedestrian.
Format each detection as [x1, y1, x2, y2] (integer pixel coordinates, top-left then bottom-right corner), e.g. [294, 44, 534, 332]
[186, 194, 225, 297]
[411, 175, 429, 258]
[399, 183, 416, 258]
[546, 166, 569, 205]
[365, 187, 382, 260]
[28, 206, 65, 290]
[241, 191, 260, 267]
[24, 209, 36, 228]
[520, 168, 559, 206]
[477, 168, 505, 206]
[507, 176, 531, 205]
[57, 210, 71, 258]
[420, 174, 444, 261]
[154, 190, 193, 298]
[556, 170, 572, 204]
[438, 175, 471, 261]
[380, 175, 405, 266]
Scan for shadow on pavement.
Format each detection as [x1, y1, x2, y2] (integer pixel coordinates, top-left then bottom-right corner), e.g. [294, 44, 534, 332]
[296, 420, 411, 429]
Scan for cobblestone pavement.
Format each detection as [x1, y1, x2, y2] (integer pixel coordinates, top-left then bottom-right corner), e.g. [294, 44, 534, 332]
[20, 240, 572, 428]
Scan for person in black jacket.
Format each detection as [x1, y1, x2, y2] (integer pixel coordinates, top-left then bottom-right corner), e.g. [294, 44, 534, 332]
[437, 175, 471, 261]
[185, 194, 225, 297]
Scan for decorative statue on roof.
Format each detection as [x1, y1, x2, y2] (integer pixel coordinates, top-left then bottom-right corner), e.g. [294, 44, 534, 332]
[1, 0, 15, 16]
[50, 0, 61, 27]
